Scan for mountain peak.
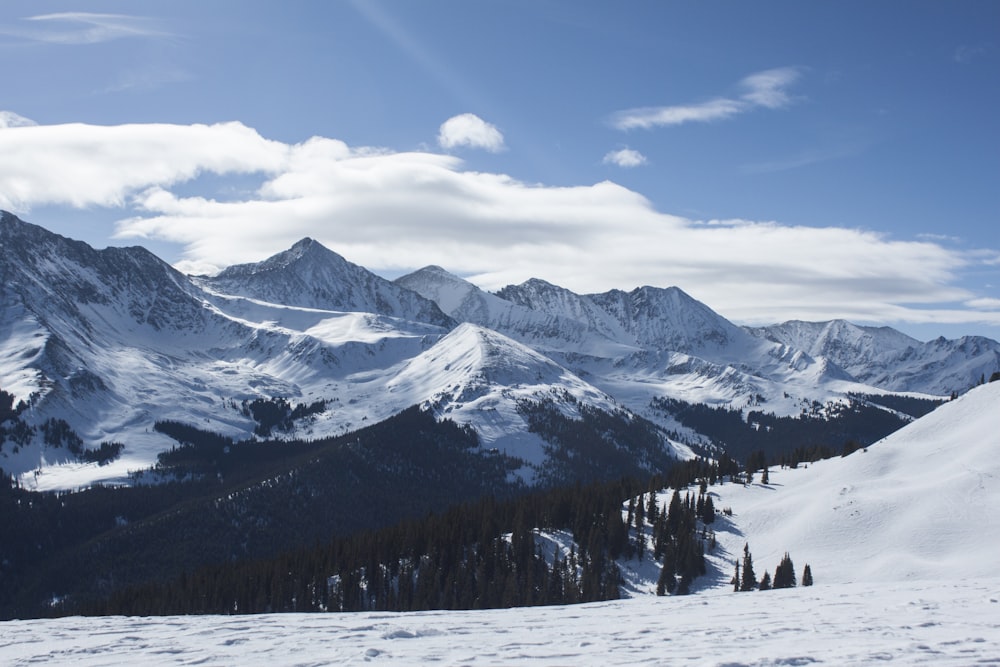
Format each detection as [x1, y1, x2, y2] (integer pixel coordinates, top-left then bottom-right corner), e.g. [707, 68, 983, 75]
[398, 265, 469, 285]
[417, 265, 450, 275]
[287, 236, 320, 256]
[215, 237, 345, 280]
[206, 240, 453, 327]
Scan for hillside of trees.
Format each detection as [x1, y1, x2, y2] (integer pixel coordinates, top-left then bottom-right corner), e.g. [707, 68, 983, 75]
[652, 395, 940, 463]
[0, 407, 526, 619]
[517, 395, 677, 485]
[82, 464, 728, 616]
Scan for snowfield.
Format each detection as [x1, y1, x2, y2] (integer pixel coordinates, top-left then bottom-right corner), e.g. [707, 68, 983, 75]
[2, 580, 999, 666]
[3, 383, 999, 665]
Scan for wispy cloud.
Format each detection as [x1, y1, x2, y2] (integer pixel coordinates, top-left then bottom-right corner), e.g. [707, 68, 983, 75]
[603, 148, 648, 168]
[739, 68, 801, 108]
[741, 143, 863, 174]
[610, 67, 802, 130]
[1, 117, 997, 330]
[966, 297, 1000, 310]
[438, 114, 505, 152]
[1, 12, 168, 45]
[953, 44, 989, 65]
[918, 232, 962, 244]
[101, 67, 191, 94]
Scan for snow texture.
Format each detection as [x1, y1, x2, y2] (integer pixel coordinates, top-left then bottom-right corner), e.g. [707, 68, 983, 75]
[2, 580, 998, 666]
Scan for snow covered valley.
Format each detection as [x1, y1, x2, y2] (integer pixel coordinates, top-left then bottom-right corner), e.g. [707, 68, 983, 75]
[3, 382, 999, 665]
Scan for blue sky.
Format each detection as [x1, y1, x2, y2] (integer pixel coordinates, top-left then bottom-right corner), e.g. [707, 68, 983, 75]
[0, 1, 997, 341]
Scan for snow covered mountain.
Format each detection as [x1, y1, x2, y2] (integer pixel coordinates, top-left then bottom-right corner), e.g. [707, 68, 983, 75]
[395, 267, 634, 357]
[202, 238, 454, 328]
[0, 214, 460, 486]
[402, 267, 854, 425]
[1, 211, 998, 490]
[755, 319, 1000, 395]
[0, 214, 680, 488]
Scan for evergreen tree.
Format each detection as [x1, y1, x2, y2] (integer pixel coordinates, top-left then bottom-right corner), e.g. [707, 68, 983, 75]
[802, 564, 813, 587]
[733, 560, 741, 592]
[666, 489, 683, 537]
[660, 542, 677, 595]
[655, 561, 674, 596]
[701, 494, 715, 524]
[646, 491, 658, 524]
[740, 543, 757, 591]
[773, 552, 797, 589]
[758, 571, 771, 591]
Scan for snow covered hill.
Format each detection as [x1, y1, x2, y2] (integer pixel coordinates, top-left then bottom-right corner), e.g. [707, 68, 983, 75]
[702, 379, 1000, 586]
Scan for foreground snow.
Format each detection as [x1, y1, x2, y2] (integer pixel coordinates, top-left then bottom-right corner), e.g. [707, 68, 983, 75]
[3, 579, 999, 666]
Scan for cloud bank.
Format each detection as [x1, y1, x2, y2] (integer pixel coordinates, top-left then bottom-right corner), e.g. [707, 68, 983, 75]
[610, 67, 802, 130]
[0, 115, 996, 329]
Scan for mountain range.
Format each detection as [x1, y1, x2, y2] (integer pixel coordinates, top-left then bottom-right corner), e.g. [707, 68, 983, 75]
[1, 210, 998, 490]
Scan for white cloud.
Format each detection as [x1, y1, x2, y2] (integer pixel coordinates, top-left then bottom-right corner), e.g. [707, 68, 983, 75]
[611, 98, 743, 130]
[0, 120, 287, 210]
[739, 67, 801, 109]
[0, 116, 996, 330]
[437, 113, 505, 152]
[603, 148, 648, 168]
[1, 12, 168, 45]
[611, 67, 802, 130]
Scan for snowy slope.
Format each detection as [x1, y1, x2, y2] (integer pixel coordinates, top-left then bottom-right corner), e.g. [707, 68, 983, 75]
[383, 323, 691, 475]
[703, 380, 1000, 585]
